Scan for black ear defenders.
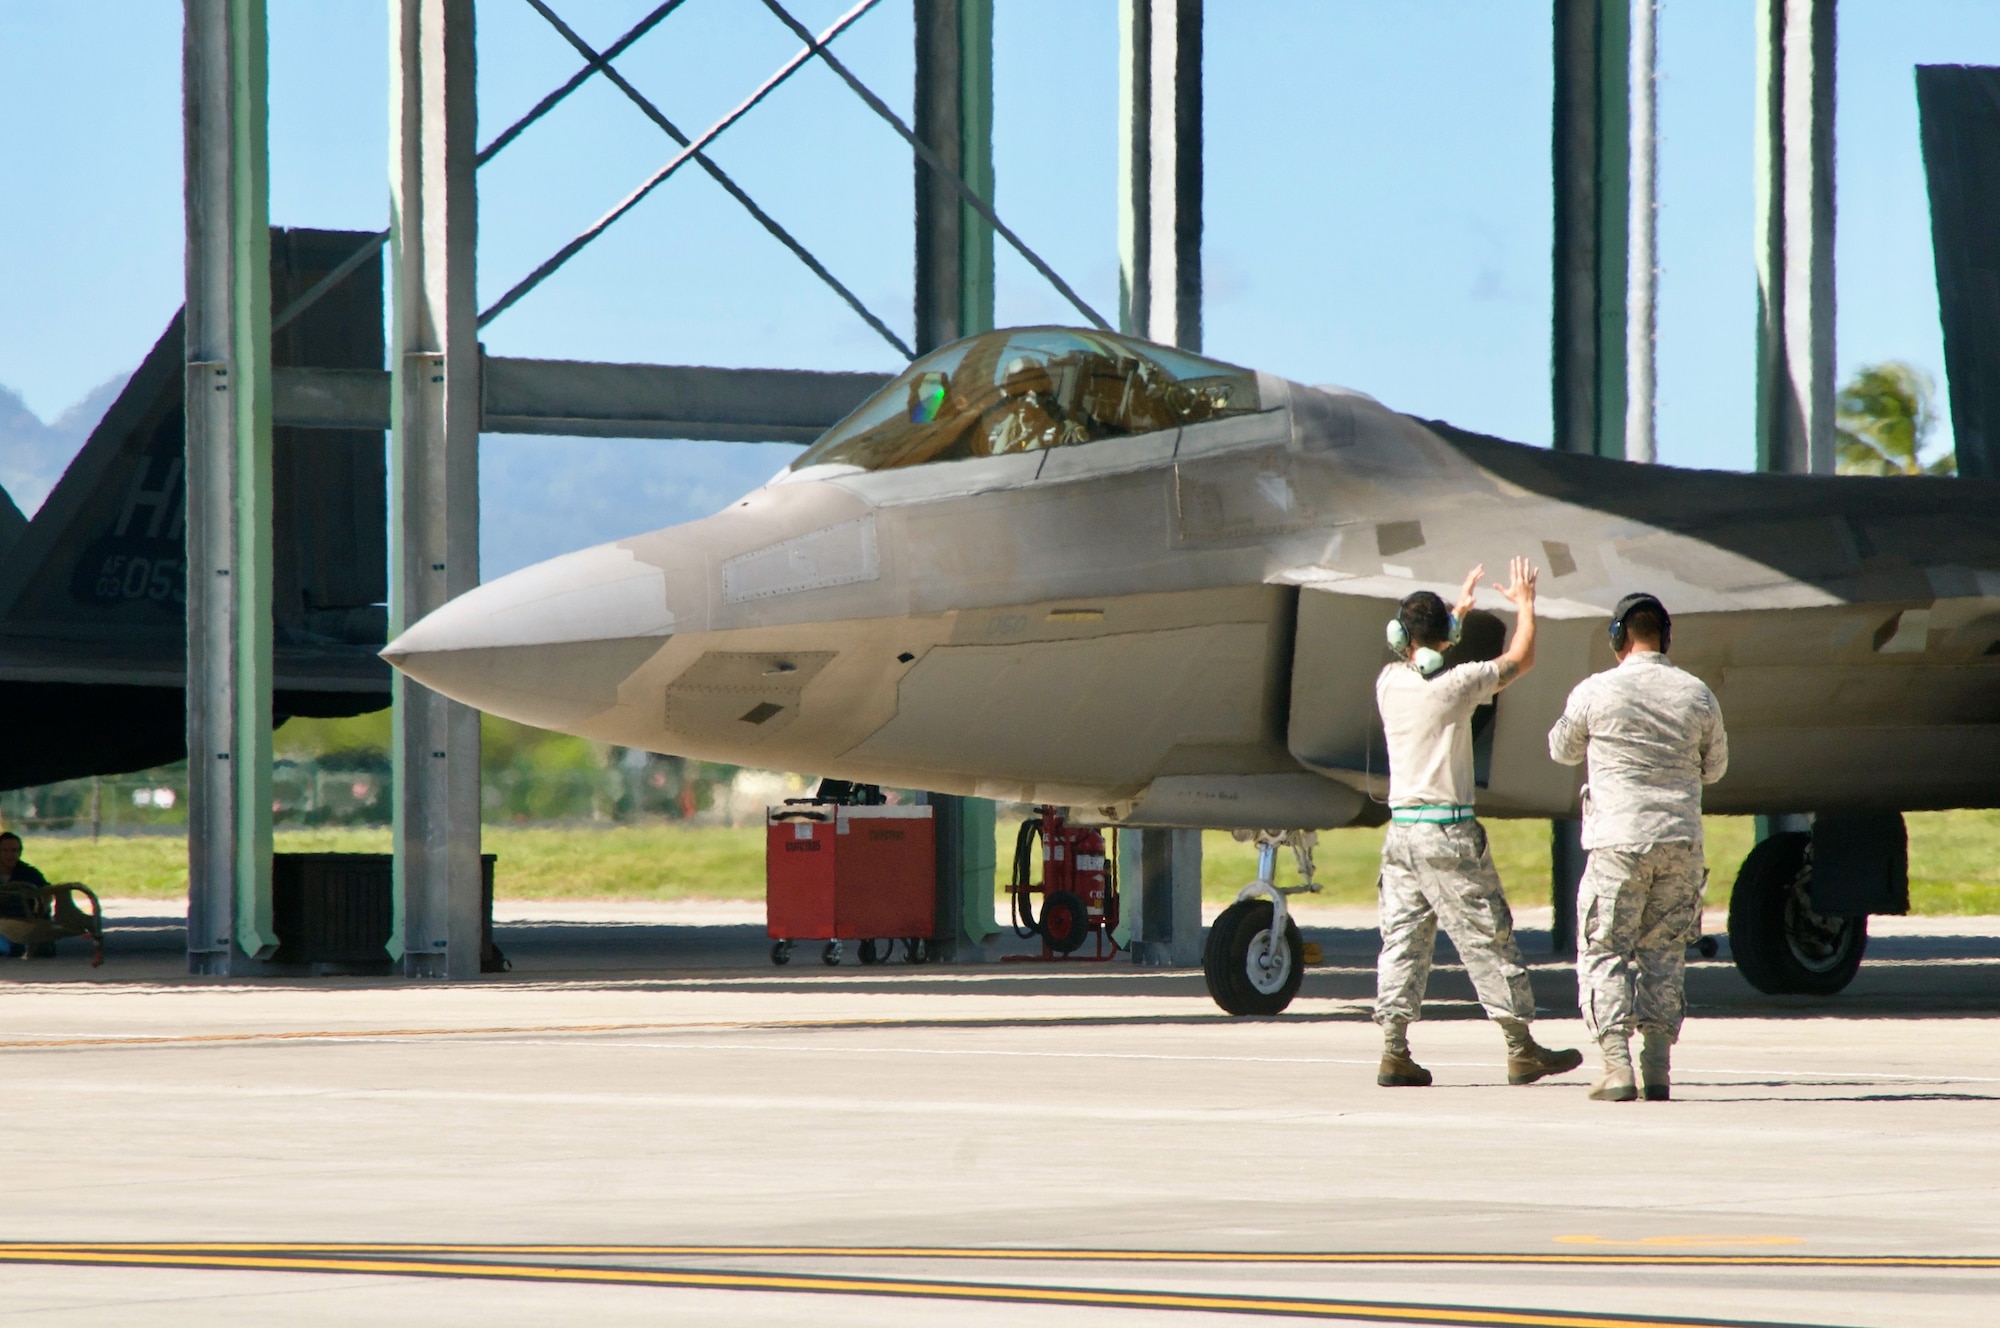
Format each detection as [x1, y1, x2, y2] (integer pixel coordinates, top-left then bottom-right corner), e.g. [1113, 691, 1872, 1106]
[1609, 592, 1671, 653]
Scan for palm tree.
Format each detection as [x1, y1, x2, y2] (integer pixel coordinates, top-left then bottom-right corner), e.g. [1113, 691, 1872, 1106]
[1835, 361, 1955, 476]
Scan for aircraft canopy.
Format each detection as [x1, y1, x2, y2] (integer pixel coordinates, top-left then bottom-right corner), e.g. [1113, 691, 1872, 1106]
[791, 327, 1261, 473]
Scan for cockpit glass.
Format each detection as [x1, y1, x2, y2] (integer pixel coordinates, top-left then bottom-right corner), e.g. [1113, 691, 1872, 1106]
[790, 327, 1263, 473]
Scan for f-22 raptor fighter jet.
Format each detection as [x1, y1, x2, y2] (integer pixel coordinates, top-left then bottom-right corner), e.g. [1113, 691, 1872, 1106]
[385, 326, 2000, 1002]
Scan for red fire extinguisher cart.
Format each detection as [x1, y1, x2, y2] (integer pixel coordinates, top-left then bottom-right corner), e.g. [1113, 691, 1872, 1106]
[767, 802, 935, 966]
[1006, 806, 1121, 961]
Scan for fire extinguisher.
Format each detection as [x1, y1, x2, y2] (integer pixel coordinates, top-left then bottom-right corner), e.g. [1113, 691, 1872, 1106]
[1009, 806, 1119, 957]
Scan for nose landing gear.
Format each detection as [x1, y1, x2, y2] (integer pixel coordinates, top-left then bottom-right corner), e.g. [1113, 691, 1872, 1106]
[1203, 831, 1320, 1015]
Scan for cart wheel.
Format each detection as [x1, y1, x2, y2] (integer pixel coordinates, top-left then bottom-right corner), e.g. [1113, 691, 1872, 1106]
[822, 940, 842, 966]
[771, 940, 793, 965]
[858, 938, 882, 966]
[901, 937, 928, 964]
[1039, 891, 1089, 955]
[1696, 935, 1719, 959]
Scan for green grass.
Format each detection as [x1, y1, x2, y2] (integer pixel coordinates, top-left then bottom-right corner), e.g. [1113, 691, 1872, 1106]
[1904, 809, 2000, 914]
[21, 825, 767, 902]
[1194, 820, 1757, 908]
[16, 811, 2000, 913]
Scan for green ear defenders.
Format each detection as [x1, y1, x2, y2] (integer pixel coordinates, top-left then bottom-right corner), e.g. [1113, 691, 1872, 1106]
[1386, 611, 1463, 677]
[1609, 592, 1671, 652]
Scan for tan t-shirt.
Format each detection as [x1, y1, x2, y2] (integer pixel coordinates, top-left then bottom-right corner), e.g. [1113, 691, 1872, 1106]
[1375, 660, 1501, 808]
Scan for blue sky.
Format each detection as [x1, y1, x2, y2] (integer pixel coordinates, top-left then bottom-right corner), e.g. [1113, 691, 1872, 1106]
[4, 2, 1998, 578]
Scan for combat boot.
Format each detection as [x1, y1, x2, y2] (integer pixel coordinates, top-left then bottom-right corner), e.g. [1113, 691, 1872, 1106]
[1377, 1051, 1434, 1087]
[1498, 1019, 1585, 1085]
[1639, 1031, 1672, 1101]
[1589, 1034, 1639, 1102]
[1377, 1019, 1432, 1087]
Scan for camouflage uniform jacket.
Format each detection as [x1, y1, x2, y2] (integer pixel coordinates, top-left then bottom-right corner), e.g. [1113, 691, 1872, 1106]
[1548, 651, 1727, 850]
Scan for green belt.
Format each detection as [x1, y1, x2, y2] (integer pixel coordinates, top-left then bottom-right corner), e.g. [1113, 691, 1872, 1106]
[1391, 805, 1476, 825]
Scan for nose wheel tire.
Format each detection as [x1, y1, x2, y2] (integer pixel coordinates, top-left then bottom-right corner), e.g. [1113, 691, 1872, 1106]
[1203, 900, 1306, 1015]
[1727, 831, 1867, 995]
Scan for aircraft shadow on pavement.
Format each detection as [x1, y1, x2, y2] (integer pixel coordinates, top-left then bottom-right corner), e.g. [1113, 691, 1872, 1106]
[19, 916, 2000, 1020]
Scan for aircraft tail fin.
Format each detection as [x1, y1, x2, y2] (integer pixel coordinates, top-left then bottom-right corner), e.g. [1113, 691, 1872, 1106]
[0, 484, 23, 558]
[0, 227, 393, 791]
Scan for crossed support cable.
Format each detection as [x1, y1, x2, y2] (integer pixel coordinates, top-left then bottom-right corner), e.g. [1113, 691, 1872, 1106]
[482, 0, 913, 357]
[478, 0, 1109, 353]
[476, 0, 690, 167]
[757, 0, 1110, 332]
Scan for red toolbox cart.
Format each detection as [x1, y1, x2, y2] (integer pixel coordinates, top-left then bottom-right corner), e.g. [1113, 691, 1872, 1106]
[767, 802, 935, 966]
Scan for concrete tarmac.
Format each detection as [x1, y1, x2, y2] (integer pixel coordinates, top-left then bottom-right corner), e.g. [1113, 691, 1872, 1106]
[1, 904, 1997, 1325]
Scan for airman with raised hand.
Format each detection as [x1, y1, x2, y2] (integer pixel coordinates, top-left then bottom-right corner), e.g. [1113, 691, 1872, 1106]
[1373, 557, 1584, 1089]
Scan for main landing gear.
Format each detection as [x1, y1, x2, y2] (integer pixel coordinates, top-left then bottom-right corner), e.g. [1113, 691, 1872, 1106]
[1203, 831, 1321, 1015]
[1727, 831, 1868, 996]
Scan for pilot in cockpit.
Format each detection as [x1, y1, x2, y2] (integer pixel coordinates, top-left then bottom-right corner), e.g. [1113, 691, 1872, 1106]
[981, 357, 1064, 455]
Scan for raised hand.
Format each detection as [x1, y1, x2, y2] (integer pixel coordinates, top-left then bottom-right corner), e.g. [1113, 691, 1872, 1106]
[1491, 555, 1538, 608]
[1491, 556, 1540, 686]
[1454, 563, 1485, 619]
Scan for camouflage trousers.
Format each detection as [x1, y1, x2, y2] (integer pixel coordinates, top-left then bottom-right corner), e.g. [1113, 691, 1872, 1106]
[1375, 821, 1537, 1027]
[1577, 840, 1707, 1043]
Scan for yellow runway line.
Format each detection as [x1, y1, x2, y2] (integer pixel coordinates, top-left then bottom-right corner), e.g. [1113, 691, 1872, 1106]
[2, 1242, 1994, 1270]
[0, 1245, 1816, 1326]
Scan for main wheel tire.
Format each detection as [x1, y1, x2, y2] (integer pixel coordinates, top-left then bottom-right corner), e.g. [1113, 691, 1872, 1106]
[1039, 890, 1089, 954]
[1202, 899, 1305, 1016]
[1727, 831, 1867, 995]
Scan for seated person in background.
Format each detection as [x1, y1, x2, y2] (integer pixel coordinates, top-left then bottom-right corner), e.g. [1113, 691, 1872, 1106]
[0, 831, 48, 958]
[0, 831, 47, 892]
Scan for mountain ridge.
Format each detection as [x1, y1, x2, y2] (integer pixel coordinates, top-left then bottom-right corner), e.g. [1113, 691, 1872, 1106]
[0, 372, 130, 519]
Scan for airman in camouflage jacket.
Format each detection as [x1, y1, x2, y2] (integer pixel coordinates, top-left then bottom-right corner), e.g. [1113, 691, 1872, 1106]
[1548, 652, 1727, 850]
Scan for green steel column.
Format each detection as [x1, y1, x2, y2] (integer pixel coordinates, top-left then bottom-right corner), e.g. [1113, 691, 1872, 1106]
[1753, 0, 1835, 844]
[1120, 0, 1205, 965]
[1116, 0, 1150, 339]
[914, 0, 994, 350]
[1121, 0, 1202, 352]
[228, 0, 274, 961]
[914, 0, 998, 958]
[1553, 0, 1629, 466]
[390, 0, 483, 978]
[183, 0, 276, 972]
[1549, 0, 1630, 957]
[956, 0, 994, 337]
[1754, 0, 1836, 477]
[955, 0, 996, 953]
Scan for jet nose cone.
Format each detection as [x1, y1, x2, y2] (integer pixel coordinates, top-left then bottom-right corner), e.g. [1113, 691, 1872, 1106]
[383, 542, 675, 727]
